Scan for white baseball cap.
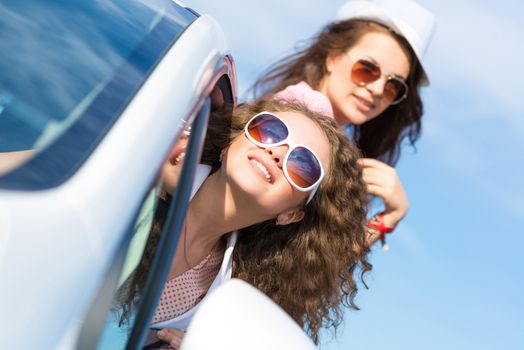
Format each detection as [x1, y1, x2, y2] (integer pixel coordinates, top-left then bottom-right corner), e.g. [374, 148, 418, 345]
[336, 0, 436, 85]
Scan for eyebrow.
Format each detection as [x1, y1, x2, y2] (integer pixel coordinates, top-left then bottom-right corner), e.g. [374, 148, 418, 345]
[364, 55, 407, 81]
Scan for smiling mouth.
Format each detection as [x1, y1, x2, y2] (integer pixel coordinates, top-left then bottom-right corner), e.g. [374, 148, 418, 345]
[169, 146, 186, 165]
[250, 158, 273, 183]
[354, 95, 375, 111]
[171, 151, 185, 165]
[169, 138, 189, 166]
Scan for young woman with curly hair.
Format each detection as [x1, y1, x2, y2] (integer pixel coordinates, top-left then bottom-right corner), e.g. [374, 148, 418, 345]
[118, 99, 371, 347]
[253, 0, 436, 247]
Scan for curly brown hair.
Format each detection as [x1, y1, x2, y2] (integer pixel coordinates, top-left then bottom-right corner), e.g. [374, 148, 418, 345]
[227, 101, 371, 343]
[253, 19, 425, 165]
[117, 100, 371, 344]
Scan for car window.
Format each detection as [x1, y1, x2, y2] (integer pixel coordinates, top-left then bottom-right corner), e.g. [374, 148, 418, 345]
[0, 0, 195, 186]
[74, 76, 232, 349]
[93, 126, 193, 350]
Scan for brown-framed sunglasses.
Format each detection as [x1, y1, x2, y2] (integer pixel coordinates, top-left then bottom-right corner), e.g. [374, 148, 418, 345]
[349, 57, 408, 105]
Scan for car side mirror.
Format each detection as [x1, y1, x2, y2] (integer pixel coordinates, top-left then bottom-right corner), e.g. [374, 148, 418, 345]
[182, 278, 315, 350]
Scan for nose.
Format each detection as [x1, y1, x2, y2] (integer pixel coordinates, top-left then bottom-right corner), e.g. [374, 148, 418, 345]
[364, 76, 387, 98]
[265, 145, 289, 168]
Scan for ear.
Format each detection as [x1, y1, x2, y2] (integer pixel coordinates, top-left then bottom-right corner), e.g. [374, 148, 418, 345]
[325, 52, 344, 74]
[219, 147, 228, 162]
[325, 53, 337, 73]
[275, 208, 305, 226]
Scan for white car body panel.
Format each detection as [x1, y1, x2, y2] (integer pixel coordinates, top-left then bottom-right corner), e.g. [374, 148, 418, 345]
[0, 14, 228, 349]
[183, 279, 316, 350]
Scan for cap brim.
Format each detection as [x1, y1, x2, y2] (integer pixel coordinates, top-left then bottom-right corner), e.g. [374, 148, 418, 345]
[336, 1, 431, 85]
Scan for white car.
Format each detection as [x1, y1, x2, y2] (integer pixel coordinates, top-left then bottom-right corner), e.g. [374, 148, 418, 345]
[0, 0, 235, 347]
[0, 1, 315, 349]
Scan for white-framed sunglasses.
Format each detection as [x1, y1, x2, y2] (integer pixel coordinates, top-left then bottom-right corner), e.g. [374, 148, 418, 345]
[244, 112, 325, 204]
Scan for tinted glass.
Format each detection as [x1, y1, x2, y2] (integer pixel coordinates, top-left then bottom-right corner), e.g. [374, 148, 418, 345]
[287, 146, 322, 189]
[0, 0, 194, 186]
[95, 129, 192, 349]
[246, 113, 289, 145]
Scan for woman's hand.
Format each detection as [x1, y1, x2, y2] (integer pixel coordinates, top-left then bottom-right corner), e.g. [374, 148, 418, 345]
[358, 158, 409, 228]
[157, 328, 185, 349]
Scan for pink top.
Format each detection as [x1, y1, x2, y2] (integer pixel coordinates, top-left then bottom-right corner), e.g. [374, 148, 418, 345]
[274, 81, 334, 119]
[151, 241, 226, 324]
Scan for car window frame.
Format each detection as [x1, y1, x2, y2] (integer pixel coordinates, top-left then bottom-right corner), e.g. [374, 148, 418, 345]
[126, 68, 235, 348]
[74, 68, 235, 349]
[125, 98, 211, 349]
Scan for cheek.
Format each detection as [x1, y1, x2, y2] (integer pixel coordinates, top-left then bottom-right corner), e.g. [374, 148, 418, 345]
[264, 181, 304, 212]
[330, 69, 350, 91]
[327, 81, 359, 117]
[223, 152, 248, 184]
[326, 77, 353, 106]
[333, 69, 359, 99]
[373, 99, 391, 117]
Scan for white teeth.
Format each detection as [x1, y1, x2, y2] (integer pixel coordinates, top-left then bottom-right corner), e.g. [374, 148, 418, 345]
[357, 95, 373, 108]
[252, 159, 272, 182]
[174, 152, 185, 164]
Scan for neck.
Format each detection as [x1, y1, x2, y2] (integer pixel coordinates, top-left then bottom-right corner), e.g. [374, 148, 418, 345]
[184, 170, 273, 258]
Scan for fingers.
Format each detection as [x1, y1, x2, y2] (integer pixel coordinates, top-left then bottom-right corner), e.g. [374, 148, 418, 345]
[366, 227, 382, 246]
[359, 159, 396, 184]
[157, 328, 185, 349]
[359, 158, 408, 226]
[365, 177, 407, 213]
[362, 168, 388, 186]
[365, 184, 387, 198]
[358, 158, 391, 171]
[365, 177, 405, 205]
[359, 159, 399, 197]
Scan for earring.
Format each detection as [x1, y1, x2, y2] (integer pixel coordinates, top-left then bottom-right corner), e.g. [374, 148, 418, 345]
[219, 149, 226, 162]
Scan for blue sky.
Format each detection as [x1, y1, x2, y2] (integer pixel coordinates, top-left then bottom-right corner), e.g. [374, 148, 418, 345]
[183, 1, 524, 349]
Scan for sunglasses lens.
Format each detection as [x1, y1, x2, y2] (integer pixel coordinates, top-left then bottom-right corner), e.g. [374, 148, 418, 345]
[384, 78, 406, 103]
[351, 59, 381, 84]
[286, 146, 322, 189]
[352, 59, 407, 104]
[247, 113, 288, 144]
[246, 113, 323, 191]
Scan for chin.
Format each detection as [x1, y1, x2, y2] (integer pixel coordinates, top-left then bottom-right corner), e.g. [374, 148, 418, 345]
[228, 171, 266, 198]
[337, 109, 368, 126]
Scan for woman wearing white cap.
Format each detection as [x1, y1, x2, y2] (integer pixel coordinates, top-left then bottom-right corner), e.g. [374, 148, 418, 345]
[254, 0, 436, 248]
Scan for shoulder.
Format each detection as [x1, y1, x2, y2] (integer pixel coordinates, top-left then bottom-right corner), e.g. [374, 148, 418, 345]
[274, 81, 334, 119]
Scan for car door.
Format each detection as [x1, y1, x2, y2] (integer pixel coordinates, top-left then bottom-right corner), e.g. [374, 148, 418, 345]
[0, 1, 236, 348]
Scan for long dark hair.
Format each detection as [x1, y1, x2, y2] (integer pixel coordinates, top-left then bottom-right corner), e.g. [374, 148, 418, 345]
[253, 19, 425, 165]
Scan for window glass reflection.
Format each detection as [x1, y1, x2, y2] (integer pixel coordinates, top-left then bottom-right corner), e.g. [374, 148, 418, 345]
[96, 129, 190, 349]
[0, 0, 169, 173]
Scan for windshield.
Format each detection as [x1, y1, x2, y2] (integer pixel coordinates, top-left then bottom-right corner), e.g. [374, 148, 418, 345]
[0, 0, 194, 184]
